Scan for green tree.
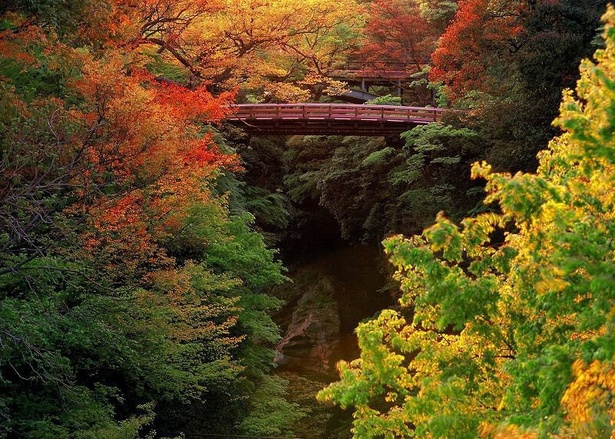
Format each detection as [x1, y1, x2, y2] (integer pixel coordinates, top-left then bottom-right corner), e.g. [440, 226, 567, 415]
[0, 2, 296, 437]
[318, 5, 615, 438]
[279, 124, 481, 244]
[431, 0, 606, 173]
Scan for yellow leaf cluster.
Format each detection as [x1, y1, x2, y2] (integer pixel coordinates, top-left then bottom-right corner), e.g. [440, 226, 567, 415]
[561, 360, 615, 438]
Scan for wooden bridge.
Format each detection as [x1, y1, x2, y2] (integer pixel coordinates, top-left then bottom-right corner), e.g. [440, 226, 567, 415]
[331, 61, 427, 83]
[225, 103, 443, 136]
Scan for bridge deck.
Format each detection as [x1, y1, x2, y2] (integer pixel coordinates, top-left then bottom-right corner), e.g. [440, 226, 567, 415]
[225, 103, 443, 136]
[330, 61, 427, 83]
[331, 69, 413, 82]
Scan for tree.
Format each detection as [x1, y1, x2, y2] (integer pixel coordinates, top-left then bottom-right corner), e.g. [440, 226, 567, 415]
[430, 0, 606, 172]
[0, 2, 295, 436]
[102, 0, 365, 101]
[352, 0, 449, 106]
[357, 0, 436, 69]
[278, 123, 481, 244]
[318, 5, 615, 438]
[430, 0, 525, 101]
[415, 0, 459, 32]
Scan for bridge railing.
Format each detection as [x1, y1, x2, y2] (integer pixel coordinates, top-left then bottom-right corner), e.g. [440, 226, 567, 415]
[228, 103, 443, 123]
[334, 60, 430, 71]
[329, 60, 429, 80]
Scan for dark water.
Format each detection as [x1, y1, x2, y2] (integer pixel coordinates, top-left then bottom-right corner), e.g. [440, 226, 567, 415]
[318, 245, 393, 357]
[274, 244, 395, 438]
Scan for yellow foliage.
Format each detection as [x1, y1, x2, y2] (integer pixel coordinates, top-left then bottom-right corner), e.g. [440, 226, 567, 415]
[561, 360, 615, 438]
[322, 5, 615, 439]
[480, 424, 538, 439]
[136, 0, 365, 100]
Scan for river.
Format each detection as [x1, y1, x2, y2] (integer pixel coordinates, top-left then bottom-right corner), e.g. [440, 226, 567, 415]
[273, 244, 395, 438]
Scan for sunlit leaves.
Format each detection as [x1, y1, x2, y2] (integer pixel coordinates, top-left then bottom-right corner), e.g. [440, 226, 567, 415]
[110, 0, 365, 101]
[321, 5, 615, 438]
[561, 359, 615, 438]
[430, 0, 524, 101]
[0, 0, 290, 435]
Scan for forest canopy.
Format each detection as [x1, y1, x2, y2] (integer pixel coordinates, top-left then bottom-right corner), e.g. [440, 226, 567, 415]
[318, 5, 615, 438]
[0, 0, 300, 436]
[0, 0, 612, 437]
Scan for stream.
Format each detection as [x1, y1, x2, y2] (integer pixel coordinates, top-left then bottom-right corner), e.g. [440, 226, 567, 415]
[272, 244, 395, 438]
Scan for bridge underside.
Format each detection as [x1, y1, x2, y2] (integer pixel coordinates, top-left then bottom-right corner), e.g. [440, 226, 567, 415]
[226, 119, 428, 136]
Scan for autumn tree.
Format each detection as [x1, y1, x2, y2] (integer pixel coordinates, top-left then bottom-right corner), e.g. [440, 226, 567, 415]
[430, 0, 606, 172]
[319, 5, 615, 438]
[430, 0, 525, 101]
[98, 0, 365, 102]
[357, 0, 437, 69]
[350, 0, 452, 105]
[0, 1, 298, 437]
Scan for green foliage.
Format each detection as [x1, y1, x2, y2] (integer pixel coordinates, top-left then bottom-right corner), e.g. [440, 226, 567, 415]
[280, 126, 482, 243]
[242, 186, 292, 229]
[0, 258, 156, 438]
[361, 147, 394, 166]
[239, 375, 305, 437]
[222, 133, 295, 237]
[0, 0, 99, 35]
[365, 94, 402, 106]
[0, 6, 295, 439]
[415, 0, 458, 30]
[433, 0, 607, 173]
[144, 51, 192, 84]
[206, 212, 287, 290]
[319, 6, 615, 438]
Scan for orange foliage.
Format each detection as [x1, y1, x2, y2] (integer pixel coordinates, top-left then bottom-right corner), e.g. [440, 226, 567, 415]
[60, 45, 239, 284]
[358, 0, 436, 67]
[561, 359, 615, 437]
[153, 79, 235, 123]
[0, 20, 49, 66]
[430, 0, 525, 100]
[480, 424, 538, 439]
[70, 53, 237, 182]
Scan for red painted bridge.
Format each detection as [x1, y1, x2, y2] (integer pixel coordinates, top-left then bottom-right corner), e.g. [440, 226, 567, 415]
[225, 103, 443, 136]
[331, 61, 428, 82]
